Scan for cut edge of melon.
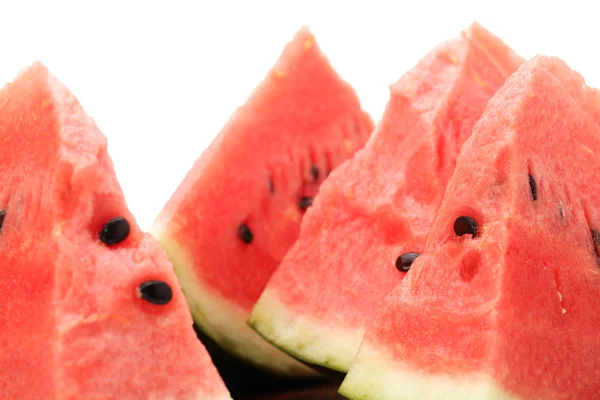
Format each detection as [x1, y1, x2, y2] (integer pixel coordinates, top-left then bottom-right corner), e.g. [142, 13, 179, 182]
[249, 288, 363, 373]
[339, 343, 518, 400]
[150, 228, 318, 378]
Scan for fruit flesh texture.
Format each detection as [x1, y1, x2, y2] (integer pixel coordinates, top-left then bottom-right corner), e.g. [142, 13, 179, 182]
[249, 23, 523, 373]
[0, 64, 230, 400]
[341, 56, 600, 400]
[151, 28, 372, 375]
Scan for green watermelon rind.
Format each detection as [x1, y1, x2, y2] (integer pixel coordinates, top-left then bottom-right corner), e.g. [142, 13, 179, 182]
[339, 343, 517, 400]
[151, 229, 318, 378]
[249, 288, 363, 373]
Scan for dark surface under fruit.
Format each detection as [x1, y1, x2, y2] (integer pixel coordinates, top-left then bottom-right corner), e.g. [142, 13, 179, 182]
[194, 324, 344, 399]
[237, 384, 344, 400]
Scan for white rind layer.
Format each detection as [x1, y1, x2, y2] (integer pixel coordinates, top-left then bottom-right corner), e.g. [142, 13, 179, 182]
[249, 288, 363, 372]
[151, 229, 317, 378]
[340, 343, 518, 400]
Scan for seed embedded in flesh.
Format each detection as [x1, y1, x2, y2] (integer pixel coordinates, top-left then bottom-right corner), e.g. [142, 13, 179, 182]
[311, 165, 320, 181]
[138, 280, 173, 305]
[268, 178, 275, 194]
[238, 224, 253, 244]
[0, 208, 5, 232]
[100, 217, 130, 245]
[454, 216, 478, 237]
[299, 196, 314, 210]
[592, 229, 600, 245]
[558, 202, 565, 220]
[395, 252, 420, 272]
[590, 229, 600, 266]
[529, 174, 537, 200]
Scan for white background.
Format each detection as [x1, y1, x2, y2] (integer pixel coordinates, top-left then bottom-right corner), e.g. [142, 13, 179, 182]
[0, 0, 596, 229]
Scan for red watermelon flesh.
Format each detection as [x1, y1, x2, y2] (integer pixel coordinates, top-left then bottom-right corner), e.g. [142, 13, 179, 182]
[341, 56, 600, 400]
[150, 27, 373, 376]
[249, 23, 522, 373]
[0, 64, 230, 400]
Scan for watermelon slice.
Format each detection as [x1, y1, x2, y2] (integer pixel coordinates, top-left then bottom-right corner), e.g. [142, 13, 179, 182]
[341, 55, 600, 399]
[150, 28, 373, 375]
[0, 64, 230, 400]
[249, 23, 523, 373]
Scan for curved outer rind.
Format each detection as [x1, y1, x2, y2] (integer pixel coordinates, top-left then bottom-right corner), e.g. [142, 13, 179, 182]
[248, 289, 361, 372]
[339, 344, 515, 400]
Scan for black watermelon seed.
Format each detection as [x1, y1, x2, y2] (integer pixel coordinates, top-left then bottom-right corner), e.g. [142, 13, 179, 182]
[138, 280, 173, 305]
[100, 217, 130, 245]
[454, 216, 478, 237]
[395, 252, 420, 272]
[592, 229, 600, 245]
[311, 165, 320, 181]
[529, 174, 537, 201]
[0, 208, 5, 232]
[591, 229, 600, 266]
[558, 202, 565, 220]
[268, 178, 275, 194]
[299, 196, 314, 210]
[238, 224, 253, 244]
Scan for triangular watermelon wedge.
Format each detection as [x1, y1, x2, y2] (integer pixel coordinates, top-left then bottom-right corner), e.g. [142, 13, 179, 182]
[249, 23, 523, 373]
[150, 28, 373, 376]
[0, 64, 230, 400]
[341, 55, 600, 399]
